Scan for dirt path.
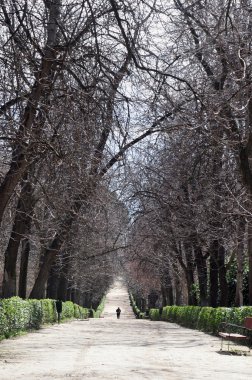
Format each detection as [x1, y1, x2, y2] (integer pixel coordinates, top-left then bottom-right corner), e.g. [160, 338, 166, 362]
[0, 280, 252, 379]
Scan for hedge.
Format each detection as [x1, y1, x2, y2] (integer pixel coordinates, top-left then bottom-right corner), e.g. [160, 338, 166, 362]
[149, 305, 252, 335]
[93, 296, 106, 318]
[129, 293, 146, 319]
[0, 297, 89, 340]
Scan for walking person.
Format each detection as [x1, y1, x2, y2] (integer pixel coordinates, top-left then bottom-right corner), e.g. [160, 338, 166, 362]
[116, 307, 121, 319]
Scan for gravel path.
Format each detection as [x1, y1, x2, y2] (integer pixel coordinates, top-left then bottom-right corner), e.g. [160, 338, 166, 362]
[0, 280, 251, 379]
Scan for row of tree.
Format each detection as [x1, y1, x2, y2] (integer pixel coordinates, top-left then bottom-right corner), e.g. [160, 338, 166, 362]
[0, 0, 150, 302]
[1, 1, 252, 309]
[124, 0, 252, 308]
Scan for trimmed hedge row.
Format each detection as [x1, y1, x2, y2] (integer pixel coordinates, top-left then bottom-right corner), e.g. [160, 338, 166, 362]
[0, 297, 89, 340]
[129, 293, 146, 319]
[149, 305, 252, 334]
[93, 296, 106, 318]
[87, 296, 106, 318]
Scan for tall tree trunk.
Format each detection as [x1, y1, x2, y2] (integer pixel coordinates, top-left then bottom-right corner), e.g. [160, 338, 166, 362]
[82, 292, 92, 308]
[29, 235, 63, 299]
[235, 218, 245, 306]
[194, 245, 208, 306]
[218, 245, 228, 306]
[185, 269, 197, 305]
[46, 259, 60, 299]
[239, 101, 252, 305]
[75, 288, 81, 305]
[161, 285, 167, 306]
[67, 281, 73, 301]
[18, 191, 33, 299]
[58, 274, 69, 302]
[70, 287, 77, 304]
[172, 261, 183, 305]
[2, 176, 34, 298]
[57, 255, 70, 302]
[2, 214, 25, 298]
[29, 187, 90, 299]
[248, 222, 252, 305]
[18, 238, 31, 298]
[167, 285, 174, 306]
[161, 270, 174, 306]
[184, 245, 197, 305]
[210, 240, 219, 307]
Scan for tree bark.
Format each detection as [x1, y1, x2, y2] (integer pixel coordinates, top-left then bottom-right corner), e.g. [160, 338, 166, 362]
[70, 287, 77, 304]
[2, 176, 34, 298]
[161, 270, 174, 306]
[46, 260, 60, 299]
[184, 245, 197, 305]
[18, 238, 31, 299]
[29, 235, 63, 299]
[239, 101, 252, 304]
[57, 255, 70, 302]
[2, 212, 26, 298]
[194, 246, 208, 306]
[218, 245, 228, 306]
[248, 222, 252, 305]
[57, 273, 69, 302]
[67, 281, 73, 302]
[235, 218, 245, 306]
[210, 240, 219, 307]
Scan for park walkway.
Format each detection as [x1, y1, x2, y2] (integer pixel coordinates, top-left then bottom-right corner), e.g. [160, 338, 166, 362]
[0, 279, 252, 379]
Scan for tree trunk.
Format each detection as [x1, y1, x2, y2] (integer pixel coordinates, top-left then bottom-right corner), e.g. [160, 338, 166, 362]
[239, 110, 252, 304]
[2, 215, 25, 298]
[218, 245, 228, 306]
[210, 240, 219, 307]
[235, 218, 245, 306]
[29, 191, 87, 299]
[2, 177, 34, 298]
[46, 260, 60, 299]
[194, 246, 208, 306]
[185, 269, 197, 305]
[184, 245, 197, 305]
[248, 222, 252, 305]
[171, 260, 182, 305]
[148, 291, 159, 308]
[75, 288, 81, 305]
[29, 235, 63, 299]
[56, 252, 70, 301]
[167, 285, 174, 306]
[70, 287, 77, 304]
[57, 274, 69, 302]
[67, 283, 73, 302]
[81, 292, 87, 308]
[18, 238, 31, 298]
[18, 190, 33, 299]
[161, 285, 167, 306]
[161, 271, 174, 306]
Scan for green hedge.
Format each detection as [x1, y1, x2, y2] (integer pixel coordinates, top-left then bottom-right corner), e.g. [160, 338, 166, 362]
[149, 308, 161, 321]
[0, 297, 89, 340]
[94, 296, 106, 318]
[73, 303, 89, 319]
[87, 296, 106, 318]
[129, 293, 146, 319]
[149, 305, 252, 335]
